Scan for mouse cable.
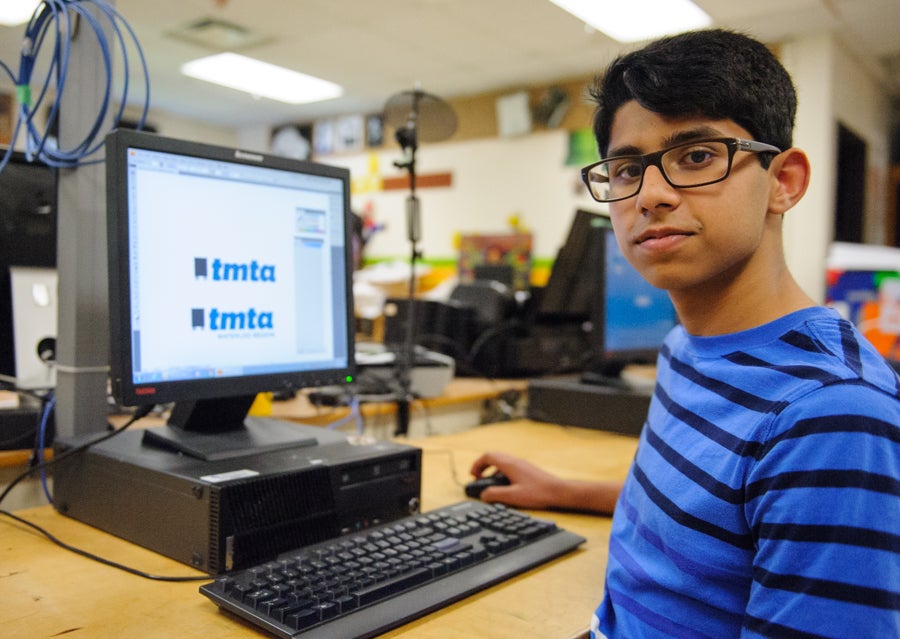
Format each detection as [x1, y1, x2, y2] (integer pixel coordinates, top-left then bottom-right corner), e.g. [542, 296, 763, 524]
[422, 447, 465, 488]
[0, 403, 208, 582]
[0, 508, 208, 582]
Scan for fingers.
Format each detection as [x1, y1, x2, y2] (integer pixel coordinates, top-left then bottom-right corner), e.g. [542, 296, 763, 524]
[469, 451, 510, 478]
[480, 482, 544, 509]
[480, 484, 518, 505]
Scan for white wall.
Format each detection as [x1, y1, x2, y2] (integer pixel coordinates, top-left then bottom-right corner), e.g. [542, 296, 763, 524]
[780, 33, 838, 304]
[327, 130, 601, 261]
[142, 109, 237, 148]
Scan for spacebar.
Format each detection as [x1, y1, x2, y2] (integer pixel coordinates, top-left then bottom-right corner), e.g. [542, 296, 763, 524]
[353, 568, 433, 606]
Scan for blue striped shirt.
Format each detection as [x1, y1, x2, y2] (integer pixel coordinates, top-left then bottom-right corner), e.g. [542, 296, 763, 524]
[593, 307, 900, 639]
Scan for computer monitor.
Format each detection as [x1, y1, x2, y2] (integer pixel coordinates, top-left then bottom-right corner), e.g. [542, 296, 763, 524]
[0, 151, 57, 383]
[536, 209, 676, 383]
[536, 209, 597, 321]
[105, 129, 355, 460]
[583, 217, 678, 383]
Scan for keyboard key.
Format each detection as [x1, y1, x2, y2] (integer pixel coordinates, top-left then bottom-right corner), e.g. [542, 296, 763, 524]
[316, 601, 339, 620]
[352, 567, 432, 606]
[334, 594, 358, 613]
[285, 607, 318, 630]
[432, 536, 461, 552]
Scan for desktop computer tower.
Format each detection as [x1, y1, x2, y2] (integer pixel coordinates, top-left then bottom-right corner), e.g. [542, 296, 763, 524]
[53, 422, 422, 574]
[527, 377, 651, 437]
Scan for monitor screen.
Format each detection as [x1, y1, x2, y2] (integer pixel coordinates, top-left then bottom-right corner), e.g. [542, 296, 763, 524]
[106, 130, 355, 459]
[0, 151, 57, 382]
[585, 217, 678, 382]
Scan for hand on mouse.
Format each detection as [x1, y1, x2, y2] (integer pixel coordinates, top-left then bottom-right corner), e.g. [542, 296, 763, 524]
[468, 451, 569, 509]
[464, 472, 510, 499]
[468, 451, 624, 514]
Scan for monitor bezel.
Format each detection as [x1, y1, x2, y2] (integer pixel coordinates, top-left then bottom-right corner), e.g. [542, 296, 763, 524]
[106, 129, 356, 408]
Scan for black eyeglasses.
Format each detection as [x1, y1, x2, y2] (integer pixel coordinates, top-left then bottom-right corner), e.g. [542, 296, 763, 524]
[581, 137, 782, 203]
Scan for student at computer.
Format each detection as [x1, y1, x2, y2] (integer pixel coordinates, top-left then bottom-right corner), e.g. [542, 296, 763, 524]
[470, 28, 900, 638]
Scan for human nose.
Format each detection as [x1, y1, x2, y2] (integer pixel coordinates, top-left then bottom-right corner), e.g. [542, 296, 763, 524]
[635, 164, 679, 212]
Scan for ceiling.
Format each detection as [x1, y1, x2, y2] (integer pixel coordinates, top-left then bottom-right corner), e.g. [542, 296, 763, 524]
[1, 0, 899, 131]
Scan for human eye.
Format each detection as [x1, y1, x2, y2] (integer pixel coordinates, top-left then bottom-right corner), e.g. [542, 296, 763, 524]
[670, 142, 723, 171]
[606, 158, 643, 184]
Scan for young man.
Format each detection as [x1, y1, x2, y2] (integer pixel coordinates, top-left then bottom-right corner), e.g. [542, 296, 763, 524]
[470, 29, 899, 638]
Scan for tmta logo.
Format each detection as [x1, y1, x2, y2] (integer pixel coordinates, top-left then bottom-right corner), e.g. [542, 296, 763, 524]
[194, 257, 276, 282]
[192, 307, 273, 331]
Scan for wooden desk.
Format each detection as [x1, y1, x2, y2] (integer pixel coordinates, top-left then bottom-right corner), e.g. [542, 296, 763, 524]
[0, 420, 637, 639]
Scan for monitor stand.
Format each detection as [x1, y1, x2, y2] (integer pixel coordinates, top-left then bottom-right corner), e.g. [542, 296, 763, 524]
[141, 395, 317, 462]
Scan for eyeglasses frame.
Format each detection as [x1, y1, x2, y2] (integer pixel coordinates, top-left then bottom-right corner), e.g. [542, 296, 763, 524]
[581, 137, 783, 203]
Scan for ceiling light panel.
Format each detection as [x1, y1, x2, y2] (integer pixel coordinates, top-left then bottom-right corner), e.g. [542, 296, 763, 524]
[0, 0, 40, 26]
[181, 53, 343, 105]
[548, 0, 712, 43]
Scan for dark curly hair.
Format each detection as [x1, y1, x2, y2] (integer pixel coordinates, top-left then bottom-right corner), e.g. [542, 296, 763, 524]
[590, 29, 796, 167]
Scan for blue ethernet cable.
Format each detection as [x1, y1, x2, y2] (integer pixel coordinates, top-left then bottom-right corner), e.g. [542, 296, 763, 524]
[37, 392, 56, 504]
[0, 0, 150, 173]
[326, 395, 365, 435]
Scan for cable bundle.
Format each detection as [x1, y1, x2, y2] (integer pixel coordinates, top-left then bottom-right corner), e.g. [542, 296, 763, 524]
[0, 0, 150, 171]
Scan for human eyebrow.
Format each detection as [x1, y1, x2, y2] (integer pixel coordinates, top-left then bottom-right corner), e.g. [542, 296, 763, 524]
[604, 145, 642, 159]
[606, 126, 727, 159]
[661, 127, 725, 148]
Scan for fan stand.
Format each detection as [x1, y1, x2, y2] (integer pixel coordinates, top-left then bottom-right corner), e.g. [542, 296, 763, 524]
[382, 89, 457, 436]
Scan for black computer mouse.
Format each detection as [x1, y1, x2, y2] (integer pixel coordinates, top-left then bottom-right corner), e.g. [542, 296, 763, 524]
[465, 472, 511, 498]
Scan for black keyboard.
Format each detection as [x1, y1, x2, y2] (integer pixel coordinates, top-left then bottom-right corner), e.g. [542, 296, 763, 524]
[200, 501, 586, 638]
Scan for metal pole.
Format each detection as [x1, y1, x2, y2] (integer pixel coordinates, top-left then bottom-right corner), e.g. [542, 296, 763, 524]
[54, 3, 114, 437]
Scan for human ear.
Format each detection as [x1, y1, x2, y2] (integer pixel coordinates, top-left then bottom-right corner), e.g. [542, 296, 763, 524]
[768, 148, 811, 215]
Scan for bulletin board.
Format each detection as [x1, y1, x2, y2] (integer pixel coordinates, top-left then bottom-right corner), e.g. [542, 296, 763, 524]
[826, 242, 900, 362]
[457, 232, 533, 291]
